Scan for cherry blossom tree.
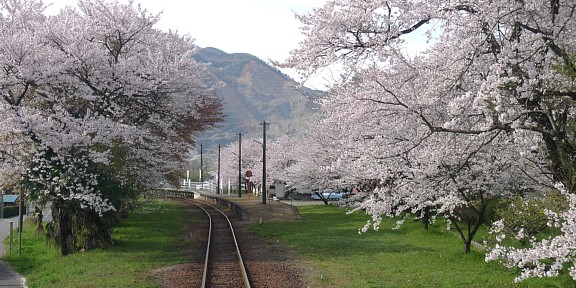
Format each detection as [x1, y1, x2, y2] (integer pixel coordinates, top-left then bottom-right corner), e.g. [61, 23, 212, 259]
[283, 0, 576, 264]
[266, 135, 298, 186]
[280, 114, 356, 204]
[212, 138, 264, 194]
[0, 0, 222, 254]
[213, 141, 240, 190]
[209, 135, 297, 196]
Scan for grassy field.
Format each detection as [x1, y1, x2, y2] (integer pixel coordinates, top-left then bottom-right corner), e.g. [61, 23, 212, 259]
[2, 198, 195, 288]
[248, 205, 576, 288]
[4, 200, 576, 287]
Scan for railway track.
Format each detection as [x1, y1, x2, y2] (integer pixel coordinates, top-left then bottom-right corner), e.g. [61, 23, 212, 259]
[189, 199, 251, 288]
[157, 193, 305, 287]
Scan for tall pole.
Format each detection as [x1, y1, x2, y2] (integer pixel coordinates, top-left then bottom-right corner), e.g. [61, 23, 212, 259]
[262, 121, 267, 204]
[238, 132, 242, 197]
[200, 143, 203, 183]
[18, 185, 23, 255]
[217, 144, 221, 194]
[1, 190, 4, 219]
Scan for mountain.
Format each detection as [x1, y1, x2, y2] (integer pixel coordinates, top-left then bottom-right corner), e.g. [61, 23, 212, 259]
[193, 47, 321, 151]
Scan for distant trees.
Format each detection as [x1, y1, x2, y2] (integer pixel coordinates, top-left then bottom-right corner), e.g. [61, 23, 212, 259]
[281, 0, 576, 278]
[486, 191, 567, 248]
[215, 138, 261, 190]
[212, 136, 293, 195]
[0, 0, 222, 255]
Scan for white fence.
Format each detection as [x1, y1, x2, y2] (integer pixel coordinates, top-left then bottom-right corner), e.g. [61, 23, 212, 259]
[181, 180, 216, 192]
[181, 179, 244, 195]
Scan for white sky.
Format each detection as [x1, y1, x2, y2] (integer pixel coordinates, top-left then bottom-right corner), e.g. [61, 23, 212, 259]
[139, 0, 324, 60]
[48, 0, 328, 87]
[47, 0, 433, 89]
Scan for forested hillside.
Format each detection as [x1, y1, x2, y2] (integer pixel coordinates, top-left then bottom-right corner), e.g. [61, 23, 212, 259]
[193, 47, 320, 149]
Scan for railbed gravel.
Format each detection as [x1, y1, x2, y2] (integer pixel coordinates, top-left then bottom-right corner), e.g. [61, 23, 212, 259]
[151, 198, 307, 288]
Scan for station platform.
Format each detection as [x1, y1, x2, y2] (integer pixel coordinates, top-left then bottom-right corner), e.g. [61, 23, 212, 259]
[154, 189, 302, 223]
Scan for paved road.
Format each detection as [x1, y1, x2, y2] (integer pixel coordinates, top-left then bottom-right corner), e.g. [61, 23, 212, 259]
[0, 216, 27, 288]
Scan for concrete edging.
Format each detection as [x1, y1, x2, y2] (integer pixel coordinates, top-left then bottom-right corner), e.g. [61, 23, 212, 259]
[152, 189, 249, 220]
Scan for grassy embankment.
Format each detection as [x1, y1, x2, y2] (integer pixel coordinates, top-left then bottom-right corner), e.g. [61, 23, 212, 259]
[4, 199, 575, 287]
[2, 198, 195, 288]
[248, 204, 576, 288]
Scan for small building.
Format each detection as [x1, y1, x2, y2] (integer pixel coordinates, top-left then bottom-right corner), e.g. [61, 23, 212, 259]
[268, 183, 287, 198]
[1, 194, 21, 218]
[2, 194, 18, 206]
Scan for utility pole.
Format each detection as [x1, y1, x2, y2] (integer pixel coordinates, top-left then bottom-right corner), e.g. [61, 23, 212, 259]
[200, 143, 203, 183]
[238, 132, 242, 197]
[261, 121, 268, 204]
[217, 144, 221, 194]
[18, 185, 23, 255]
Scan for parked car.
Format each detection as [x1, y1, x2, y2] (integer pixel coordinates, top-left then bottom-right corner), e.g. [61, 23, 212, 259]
[310, 190, 347, 200]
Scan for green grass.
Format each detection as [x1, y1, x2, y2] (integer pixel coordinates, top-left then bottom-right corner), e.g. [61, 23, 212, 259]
[2, 198, 195, 288]
[247, 205, 576, 288]
[5, 201, 576, 287]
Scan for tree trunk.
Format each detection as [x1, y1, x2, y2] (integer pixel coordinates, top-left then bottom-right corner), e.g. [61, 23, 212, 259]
[451, 218, 474, 254]
[464, 239, 472, 254]
[56, 198, 70, 256]
[34, 207, 44, 236]
[422, 206, 431, 230]
[314, 191, 329, 205]
[451, 210, 485, 253]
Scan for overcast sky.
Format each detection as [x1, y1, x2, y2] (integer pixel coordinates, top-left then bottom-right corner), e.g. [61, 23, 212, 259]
[138, 0, 325, 60]
[48, 0, 432, 89]
[129, 0, 431, 89]
[48, 0, 327, 87]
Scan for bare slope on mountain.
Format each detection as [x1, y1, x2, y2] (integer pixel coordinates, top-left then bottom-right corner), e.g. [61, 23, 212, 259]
[193, 47, 320, 148]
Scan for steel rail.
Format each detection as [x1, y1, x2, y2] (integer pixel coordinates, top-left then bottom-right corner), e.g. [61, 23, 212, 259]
[193, 201, 251, 288]
[193, 204, 212, 288]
